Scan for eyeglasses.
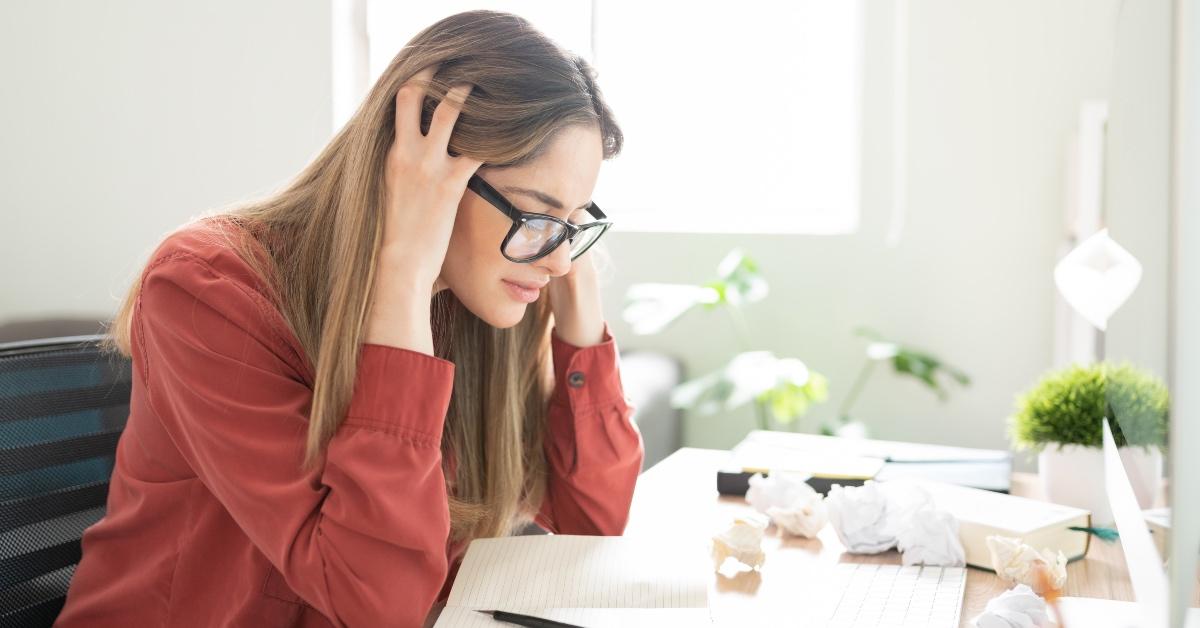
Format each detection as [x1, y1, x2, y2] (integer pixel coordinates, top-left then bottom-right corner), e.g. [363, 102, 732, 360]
[466, 173, 613, 264]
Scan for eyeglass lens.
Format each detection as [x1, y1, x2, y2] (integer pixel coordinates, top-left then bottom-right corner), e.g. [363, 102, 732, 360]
[505, 218, 606, 261]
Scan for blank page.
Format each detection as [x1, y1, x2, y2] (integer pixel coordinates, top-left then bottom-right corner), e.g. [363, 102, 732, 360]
[446, 535, 708, 610]
[1057, 597, 1200, 626]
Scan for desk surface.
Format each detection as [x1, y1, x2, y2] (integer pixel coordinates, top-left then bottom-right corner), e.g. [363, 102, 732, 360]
[623, 447, 1168, 627]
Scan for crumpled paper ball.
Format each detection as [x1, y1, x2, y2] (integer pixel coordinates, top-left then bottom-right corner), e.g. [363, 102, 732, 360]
[746, 472, 828, 538]
[972, 584, 1054, 628]
[826, 480, 964, 566]
[877, 479, 935, 522]
[711, 512, 769, 573]
[986, 535, 1067, 594]
[825, 482, 897, 553]
[897, 508, 966, 567]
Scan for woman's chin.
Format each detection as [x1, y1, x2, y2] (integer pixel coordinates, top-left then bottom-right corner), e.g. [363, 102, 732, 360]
[476, 303, 527, 329]
[499, 306, 529, 329]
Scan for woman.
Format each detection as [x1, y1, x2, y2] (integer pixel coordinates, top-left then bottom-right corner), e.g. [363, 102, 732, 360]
[55, 10, 642, 628]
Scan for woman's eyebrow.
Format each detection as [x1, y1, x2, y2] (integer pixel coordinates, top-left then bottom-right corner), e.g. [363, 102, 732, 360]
[499, 185, 592, 211]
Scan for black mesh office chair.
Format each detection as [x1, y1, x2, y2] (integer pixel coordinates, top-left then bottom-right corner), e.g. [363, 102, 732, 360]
[0, 333, 684, 620]
[0, 335, 131, 627]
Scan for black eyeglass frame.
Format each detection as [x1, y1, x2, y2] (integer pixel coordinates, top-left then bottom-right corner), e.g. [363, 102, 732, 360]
[465, 173, 613, 264]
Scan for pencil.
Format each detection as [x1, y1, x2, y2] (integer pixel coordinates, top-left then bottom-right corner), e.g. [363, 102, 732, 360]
[1035, 563, 1066, 628]
[476, 609, 588, 628]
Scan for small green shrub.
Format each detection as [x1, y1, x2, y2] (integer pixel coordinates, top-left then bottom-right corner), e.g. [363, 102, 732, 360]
[1009, 361, 1169, 451]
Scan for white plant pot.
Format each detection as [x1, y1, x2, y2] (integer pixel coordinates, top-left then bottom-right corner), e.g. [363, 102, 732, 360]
[1038, 444, 1163, 526]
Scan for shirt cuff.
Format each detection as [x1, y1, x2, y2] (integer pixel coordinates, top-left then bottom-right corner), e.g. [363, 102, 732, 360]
[343, 344, 455, 440]
[549, 321, 626, 412]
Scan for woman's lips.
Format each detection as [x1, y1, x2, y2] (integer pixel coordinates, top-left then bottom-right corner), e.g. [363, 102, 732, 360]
[502, 279, 542, 303]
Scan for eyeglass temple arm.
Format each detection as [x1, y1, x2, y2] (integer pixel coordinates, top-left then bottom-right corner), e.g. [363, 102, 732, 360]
[466, 174, 522, 220]
[469, 173, 609, 223]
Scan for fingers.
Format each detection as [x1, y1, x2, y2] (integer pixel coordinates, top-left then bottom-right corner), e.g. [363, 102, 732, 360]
[395, 65, 437, 144]
[393, 66, 481, 184]
[454, 154, 485, 184]
[427, 83, 473, 155]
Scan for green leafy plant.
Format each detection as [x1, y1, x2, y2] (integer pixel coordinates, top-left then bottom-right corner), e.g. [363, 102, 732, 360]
[1008, 361, 1169, 452]
[829, 327, 971, 435]
[623, 248, 828, 430]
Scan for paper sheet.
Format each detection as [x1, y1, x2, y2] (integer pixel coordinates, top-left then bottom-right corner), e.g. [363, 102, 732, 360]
[446, 535, 708, 610]
[1056, 597, 1200, 627]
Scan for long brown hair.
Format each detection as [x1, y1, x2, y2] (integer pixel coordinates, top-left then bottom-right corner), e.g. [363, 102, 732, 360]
[102, 10, 624, 543]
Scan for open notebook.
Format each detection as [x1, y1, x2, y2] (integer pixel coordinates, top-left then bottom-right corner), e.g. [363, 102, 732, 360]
[432, 535, 713, 627]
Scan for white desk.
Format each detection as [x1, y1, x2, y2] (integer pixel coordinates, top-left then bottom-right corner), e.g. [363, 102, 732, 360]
[624, 447, 1193, 627]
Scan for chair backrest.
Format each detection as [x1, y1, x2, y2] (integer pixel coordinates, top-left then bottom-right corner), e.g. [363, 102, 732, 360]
[0, 335, 130, 627]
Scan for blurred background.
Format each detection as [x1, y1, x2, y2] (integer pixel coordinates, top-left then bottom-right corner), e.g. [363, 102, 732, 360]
[0, 0, 1174, 471]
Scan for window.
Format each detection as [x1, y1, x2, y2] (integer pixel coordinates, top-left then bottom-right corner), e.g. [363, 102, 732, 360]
[363, 1, 863, 234]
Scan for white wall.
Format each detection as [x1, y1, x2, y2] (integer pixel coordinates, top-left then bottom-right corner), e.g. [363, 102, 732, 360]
[2, 1, 1163, 466]
[601, 0, 1125, 462]
[0, 0, 335, 321]
[1104, 0, 1172, 381]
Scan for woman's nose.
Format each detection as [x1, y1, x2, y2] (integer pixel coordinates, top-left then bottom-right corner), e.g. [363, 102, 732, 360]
[536, 239, 573, 277]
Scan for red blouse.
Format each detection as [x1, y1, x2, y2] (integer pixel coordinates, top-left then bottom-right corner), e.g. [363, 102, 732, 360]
[54, 223, 644, 627]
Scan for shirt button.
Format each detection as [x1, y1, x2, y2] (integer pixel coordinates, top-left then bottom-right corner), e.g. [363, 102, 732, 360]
[568, 371, 586, 388]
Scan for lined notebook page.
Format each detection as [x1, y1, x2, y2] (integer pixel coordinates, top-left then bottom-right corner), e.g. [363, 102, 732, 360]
[433, 608, 714, 628]
[446, 535, 708, 610]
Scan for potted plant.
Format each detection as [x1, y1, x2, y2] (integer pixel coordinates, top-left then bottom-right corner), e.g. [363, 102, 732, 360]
[622, 248, 829, 431]
[1008, 361, 1169, 525]
[830, 327, 971, 437]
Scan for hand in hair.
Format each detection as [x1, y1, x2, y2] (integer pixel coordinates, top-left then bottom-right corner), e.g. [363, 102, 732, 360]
[366, 64, 482, 354]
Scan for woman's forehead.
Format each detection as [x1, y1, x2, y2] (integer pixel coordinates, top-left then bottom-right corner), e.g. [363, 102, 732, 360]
[482, 126, 603, 212]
